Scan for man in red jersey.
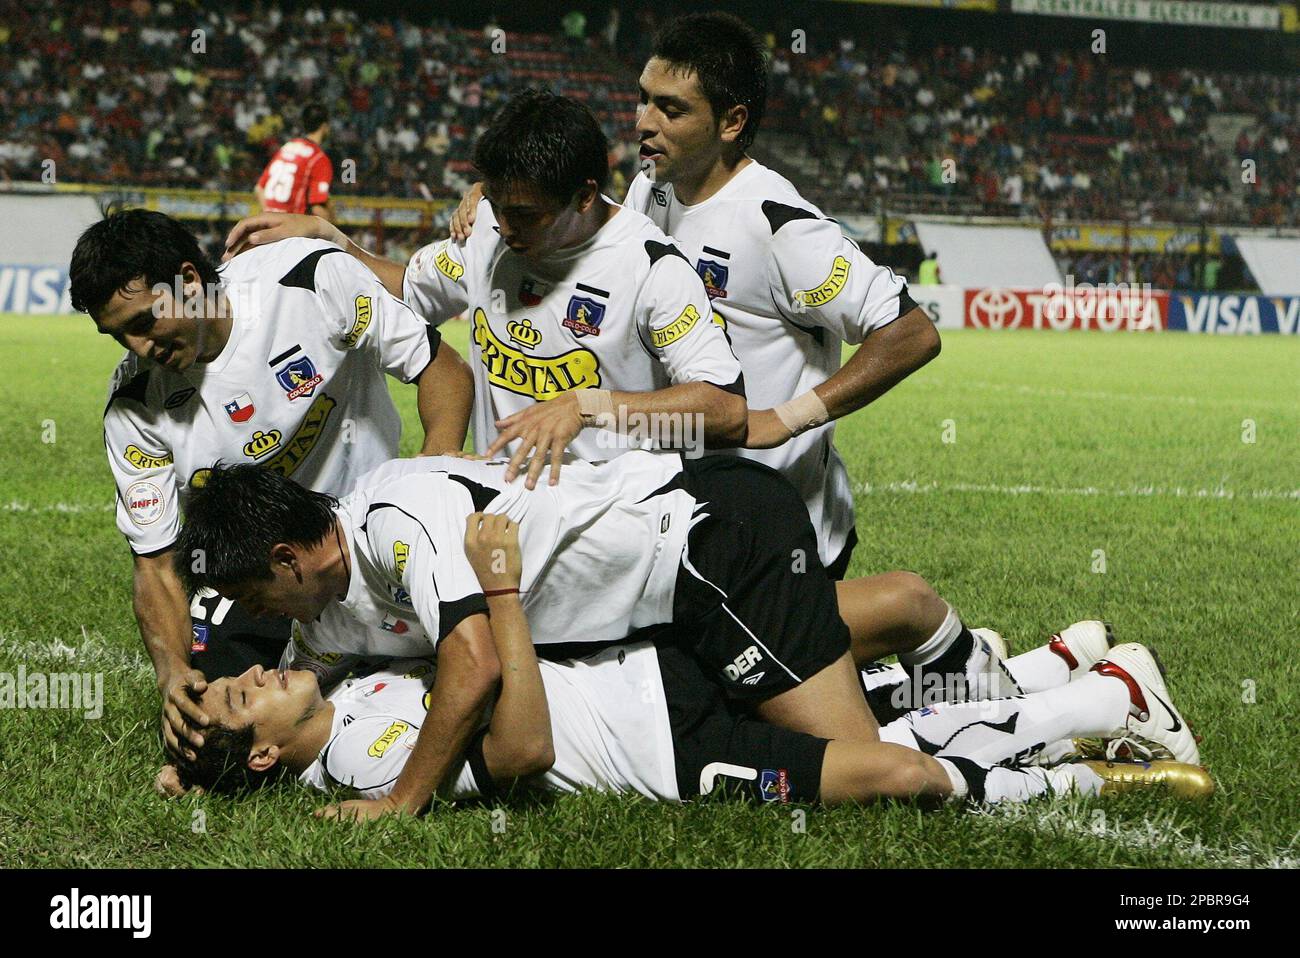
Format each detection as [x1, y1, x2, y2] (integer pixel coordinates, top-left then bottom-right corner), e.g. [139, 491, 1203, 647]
[256, 102, 334, 221]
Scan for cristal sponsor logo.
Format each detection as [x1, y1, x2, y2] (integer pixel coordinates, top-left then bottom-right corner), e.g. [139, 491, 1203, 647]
[368, 720, 410, 758]
[435, 247, 464, 282]
[261, 394, 336, 478]
[0, 667, 104, 719]
[49, 888, 151, 938]
[393, 541, 409, 576]
[472, 308, 601, 400]
[342, 294, 372, 348]
[122, 445, 173, 470]
[125, 480, 164, 526]
[724, 645, 763, 682]
[242, 429, 282, 460]
[794, 255, 850, 308]
[649, 303, 700, 349]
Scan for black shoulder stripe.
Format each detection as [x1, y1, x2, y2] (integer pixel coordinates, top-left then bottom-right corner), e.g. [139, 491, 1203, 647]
[761, 200, 819, 235]
[896, 282, 920, 320]
[643, 240, 690, 267]
[442, 474, 501, 513]
[711, 372, 746, 398]
[278, 247, 344, 292]
[105, 368, 151, 413]
[409, 324, 443, 385]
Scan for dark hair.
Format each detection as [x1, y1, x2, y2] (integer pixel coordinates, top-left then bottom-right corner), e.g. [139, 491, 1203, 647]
[69, 209, 220, 319]
[472, 89, 609, 206]
[651, 12, 768, 152]
[302, 101, 329, 133]
[175, 464, 339, 595]
[175, 718, 283, 792]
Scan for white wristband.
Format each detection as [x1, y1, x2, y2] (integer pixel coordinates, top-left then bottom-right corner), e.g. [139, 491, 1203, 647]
[575, 389, 617, 430]
[773, 389, 829, 437]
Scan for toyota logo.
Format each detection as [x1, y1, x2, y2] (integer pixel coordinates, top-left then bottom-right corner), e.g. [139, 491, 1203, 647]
[969, 288, 1023, 330]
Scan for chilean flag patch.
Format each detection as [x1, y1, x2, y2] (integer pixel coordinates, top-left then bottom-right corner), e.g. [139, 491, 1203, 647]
[224, 393, 255, 423]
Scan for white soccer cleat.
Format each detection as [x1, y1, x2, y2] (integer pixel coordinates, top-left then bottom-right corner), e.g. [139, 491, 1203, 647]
[1091, 643, 1200, 765]
[971, 627, 1009, 661]
[1048, 620, 1115, 679]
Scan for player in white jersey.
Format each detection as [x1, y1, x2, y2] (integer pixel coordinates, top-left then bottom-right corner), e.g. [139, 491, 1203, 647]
[224, 91, 748, 491]
[173, 448, 893, 818]
[172, 518, 1210, 806]
[450, 14, 939, 578]
[69, 209, 473, 762]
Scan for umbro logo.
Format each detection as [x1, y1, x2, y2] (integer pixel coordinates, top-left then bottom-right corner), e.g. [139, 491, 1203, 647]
[741, 672, 766, 686]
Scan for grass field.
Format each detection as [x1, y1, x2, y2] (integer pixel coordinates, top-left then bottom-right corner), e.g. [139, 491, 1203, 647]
[1, 315, 1297, 868]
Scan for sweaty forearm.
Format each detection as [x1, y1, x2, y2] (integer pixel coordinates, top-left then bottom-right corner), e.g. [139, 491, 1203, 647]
[415, 342, 474, 455]
[387, 645, 498, 812]
[482, 594, 552, 773]
[814, 309, 940, 421]
[133, 562, 194, 688]
[607, 382, 746, 448]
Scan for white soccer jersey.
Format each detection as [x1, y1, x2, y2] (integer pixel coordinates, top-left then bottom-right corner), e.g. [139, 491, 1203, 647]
[102, 238, 439, 555]
[625, 163, 917, 565]
[298, 451, 696, 658]
[401, 199, 744, 459]
[297, 648, 679, 802]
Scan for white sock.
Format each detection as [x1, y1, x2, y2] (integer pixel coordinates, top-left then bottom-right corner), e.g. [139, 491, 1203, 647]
[935, 757, 1103, 804]
[878, 672, 1130, 766]
[896, 605, 961, 667]
[1003, 644, 1072, 693]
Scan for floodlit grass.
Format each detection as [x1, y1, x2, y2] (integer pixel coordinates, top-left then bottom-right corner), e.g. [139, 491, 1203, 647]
[1, 316, 1296, 867]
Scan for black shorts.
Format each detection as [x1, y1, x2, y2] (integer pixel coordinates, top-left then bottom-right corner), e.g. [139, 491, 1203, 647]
[657, 640, 827, 804]
[825, 526, 859, 582]
[189, 591, 291, 680]
[670, 456, 851, 701]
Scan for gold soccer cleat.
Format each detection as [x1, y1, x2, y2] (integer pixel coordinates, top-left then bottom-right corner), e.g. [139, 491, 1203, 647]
[1081, 759, 1216, 800]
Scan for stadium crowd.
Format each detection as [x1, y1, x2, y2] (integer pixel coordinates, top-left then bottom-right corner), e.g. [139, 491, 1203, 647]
[1, 1, 1295, 232]
[750, 39, 1300, 228]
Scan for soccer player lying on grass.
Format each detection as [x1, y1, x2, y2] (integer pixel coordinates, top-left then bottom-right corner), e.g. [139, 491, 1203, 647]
[172, 453, 1202, 818]
[173, 514, 1212, 807]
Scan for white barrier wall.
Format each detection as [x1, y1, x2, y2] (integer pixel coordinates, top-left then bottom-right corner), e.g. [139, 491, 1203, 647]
[1233, 236, 1300, 296]
[914, 221, 1062, 289]
[0, 193, 103, 313]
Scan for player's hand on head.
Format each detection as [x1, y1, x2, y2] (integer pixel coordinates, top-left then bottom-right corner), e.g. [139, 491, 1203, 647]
[744, 408, 795, 450]
[464, 512, 523, 591]
[314, 796, 407, 822]
[223, 213, 343, 261]
[160, 667, 209, 760]
[487, 392, 583, 489]
[449, 182, 484, 241]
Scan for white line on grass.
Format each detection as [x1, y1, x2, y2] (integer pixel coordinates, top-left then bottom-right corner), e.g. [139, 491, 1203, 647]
[0, 627, 152, 678]
[854, 481, 1300, 501]
[940, 380, 1298, 411]
[971, 801, 1299, 869]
